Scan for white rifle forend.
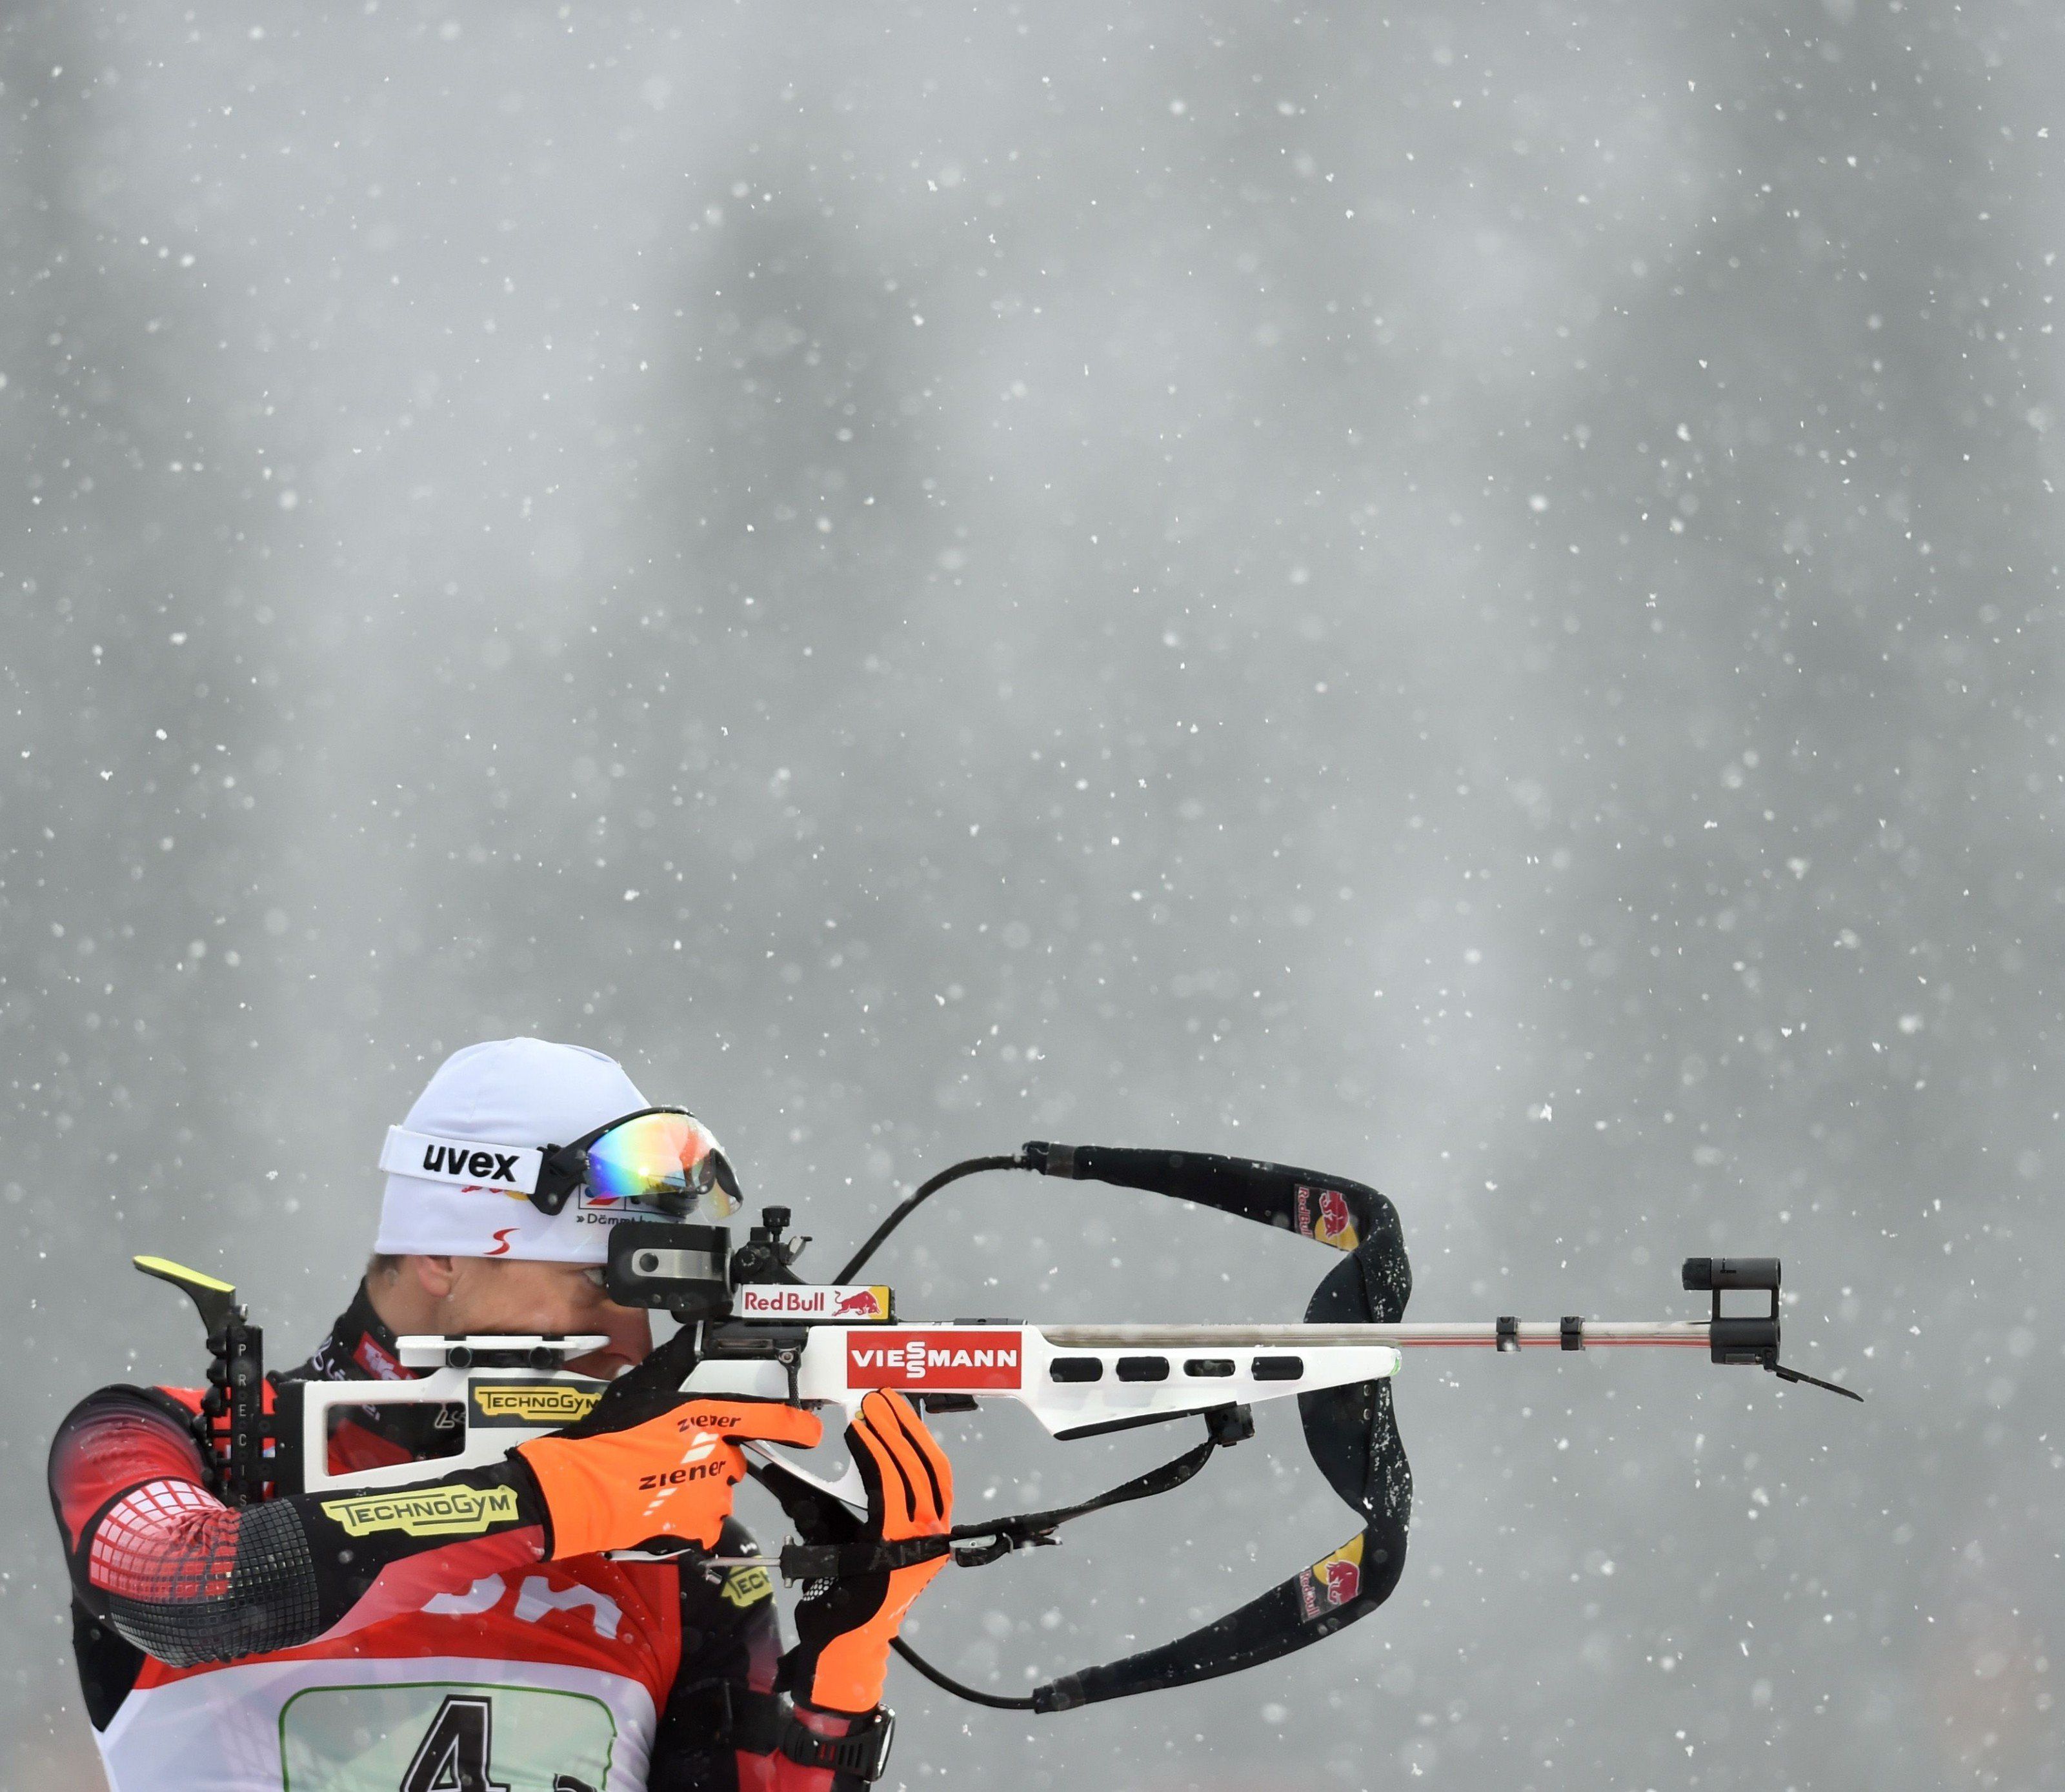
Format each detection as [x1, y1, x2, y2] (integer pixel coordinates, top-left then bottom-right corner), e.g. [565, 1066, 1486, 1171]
[679, 1321, 1402, 1434]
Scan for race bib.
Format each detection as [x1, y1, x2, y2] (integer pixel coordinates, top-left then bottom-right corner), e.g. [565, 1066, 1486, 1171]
[279, 1681, 616, 1791]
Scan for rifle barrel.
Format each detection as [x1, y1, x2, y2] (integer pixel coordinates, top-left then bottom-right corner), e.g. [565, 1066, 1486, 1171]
[1038, 1321, 1712, 1349]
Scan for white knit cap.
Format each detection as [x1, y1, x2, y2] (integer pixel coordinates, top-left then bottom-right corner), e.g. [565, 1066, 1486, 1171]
[374, 1037, 662, 1263]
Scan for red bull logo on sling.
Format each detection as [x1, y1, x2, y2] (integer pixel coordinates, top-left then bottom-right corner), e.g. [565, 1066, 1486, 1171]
[1294, 1184, 1360, 1251]
[1296, 1535, 1365, 1620]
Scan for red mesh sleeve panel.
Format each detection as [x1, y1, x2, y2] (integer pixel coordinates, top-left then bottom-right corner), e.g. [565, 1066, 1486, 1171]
[50, 1384, 546, 1669]
[86, 1479, 241, 1604]
[50, 1390, 210, 1555]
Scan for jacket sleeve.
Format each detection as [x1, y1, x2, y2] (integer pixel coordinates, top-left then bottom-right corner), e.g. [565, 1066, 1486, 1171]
[49, 1385, 547, 1668]
[648, 1520, 876, 1792]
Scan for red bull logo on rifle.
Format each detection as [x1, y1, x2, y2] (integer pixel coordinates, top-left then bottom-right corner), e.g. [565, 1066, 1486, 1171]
[733, 1284, 892, 1322]
[847, 1331, 1023, 1390]
[1296, 1535, 1365, 1621]
[1294, 1185, 1360, 1252]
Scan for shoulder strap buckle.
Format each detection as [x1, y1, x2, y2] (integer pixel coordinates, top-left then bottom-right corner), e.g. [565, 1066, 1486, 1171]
[778, 1706, 896, 1782]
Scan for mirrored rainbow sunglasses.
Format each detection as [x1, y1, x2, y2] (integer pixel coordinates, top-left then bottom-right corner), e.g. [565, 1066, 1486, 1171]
[379, 1106, 741, 1220]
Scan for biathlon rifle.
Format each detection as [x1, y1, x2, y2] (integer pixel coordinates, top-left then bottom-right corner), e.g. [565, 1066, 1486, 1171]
[136, 1140, 1860, 1715]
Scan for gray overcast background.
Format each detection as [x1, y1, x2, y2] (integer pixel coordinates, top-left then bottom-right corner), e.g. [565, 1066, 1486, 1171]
[4, 3, 2060, 1788]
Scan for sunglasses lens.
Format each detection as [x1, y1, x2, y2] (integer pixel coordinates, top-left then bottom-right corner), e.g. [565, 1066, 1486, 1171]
[585, 1112, 739, 1218]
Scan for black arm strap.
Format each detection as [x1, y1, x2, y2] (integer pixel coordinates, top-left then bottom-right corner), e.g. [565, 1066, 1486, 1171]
[778, 1706, 896, 1782]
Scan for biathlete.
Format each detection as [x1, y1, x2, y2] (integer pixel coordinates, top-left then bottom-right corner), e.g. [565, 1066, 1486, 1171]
[48, 1037, 949, 1789]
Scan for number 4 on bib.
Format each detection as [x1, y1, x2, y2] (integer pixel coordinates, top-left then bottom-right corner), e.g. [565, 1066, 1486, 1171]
[400, 1695, 516, 1792]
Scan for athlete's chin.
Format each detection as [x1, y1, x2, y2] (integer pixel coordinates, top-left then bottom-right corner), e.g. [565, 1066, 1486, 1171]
[569, 1349, 638, 1380]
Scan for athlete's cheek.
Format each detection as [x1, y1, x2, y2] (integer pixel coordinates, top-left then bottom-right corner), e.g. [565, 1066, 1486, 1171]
[598, 1307, 654, 1369]
[566, 1297, 651, 1376]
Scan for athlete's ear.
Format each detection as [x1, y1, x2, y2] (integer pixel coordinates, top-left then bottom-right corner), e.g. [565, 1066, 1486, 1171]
[412, 1254, 459, 1300]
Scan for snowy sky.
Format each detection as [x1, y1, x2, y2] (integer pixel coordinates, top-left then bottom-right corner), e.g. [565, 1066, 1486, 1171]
[5, 5, 2060, 1787]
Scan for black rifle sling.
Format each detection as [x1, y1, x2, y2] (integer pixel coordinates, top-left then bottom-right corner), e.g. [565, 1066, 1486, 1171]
[823, 1146, 1415, 1713]
[1025, 1156, 1413, 1711]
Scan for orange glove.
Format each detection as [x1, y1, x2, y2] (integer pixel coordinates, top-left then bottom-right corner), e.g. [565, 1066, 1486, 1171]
[787, 1389, 954, 1713]
[516, 1396, 820, 1561]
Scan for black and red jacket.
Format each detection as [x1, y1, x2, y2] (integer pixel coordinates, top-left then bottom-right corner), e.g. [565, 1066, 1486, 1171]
[48, 1282, 866, 1791]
